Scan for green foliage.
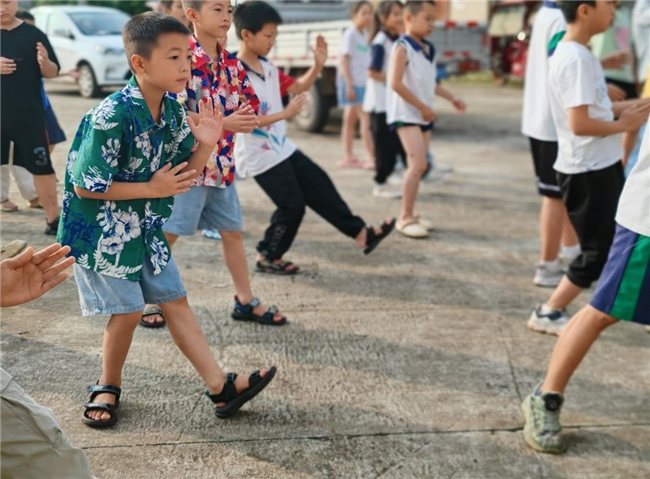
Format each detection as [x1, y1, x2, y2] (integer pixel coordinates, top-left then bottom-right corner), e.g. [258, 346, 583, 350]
[32, 1, 150, 16]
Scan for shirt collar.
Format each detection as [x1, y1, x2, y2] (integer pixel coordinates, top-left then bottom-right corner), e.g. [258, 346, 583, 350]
[401, 35, 435, 62]
[123, 76, 177, 136]
[382, 30, 399, 42]
[543, 1, 559, 9]
[189, 34, 224, 69]
[238, 55, 267, 80]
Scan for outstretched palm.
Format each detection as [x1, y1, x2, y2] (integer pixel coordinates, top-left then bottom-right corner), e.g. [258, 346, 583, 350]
[187, 99, 224, 147]
[312, 35, 329, 67]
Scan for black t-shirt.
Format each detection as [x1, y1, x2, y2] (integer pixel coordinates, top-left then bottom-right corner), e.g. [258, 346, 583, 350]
[1, 22, 59, 130]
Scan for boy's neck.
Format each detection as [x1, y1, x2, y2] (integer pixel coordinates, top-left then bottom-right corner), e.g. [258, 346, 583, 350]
[562, 24, 594, 47]
[1, 18, 22, 31]
[135, 77, 165, 124]
[237, 47, 262, 72]
[193, 27, 222, 60]
[405, 30, 424, 43]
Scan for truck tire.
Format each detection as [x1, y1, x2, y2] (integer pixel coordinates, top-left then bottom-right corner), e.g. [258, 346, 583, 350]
[293, 80, 330, 133]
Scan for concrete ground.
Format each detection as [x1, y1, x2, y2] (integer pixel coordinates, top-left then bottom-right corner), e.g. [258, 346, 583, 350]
[1, 82, 649, 479]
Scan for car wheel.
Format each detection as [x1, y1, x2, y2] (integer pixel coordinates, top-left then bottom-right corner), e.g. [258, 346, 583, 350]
[78, 64, 101, 98]
[292, 80, 330, 133]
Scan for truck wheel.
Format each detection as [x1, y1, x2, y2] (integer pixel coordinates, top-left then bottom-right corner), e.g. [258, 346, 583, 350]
[293, 80, 330, 133]
[78, 64, 101, 98]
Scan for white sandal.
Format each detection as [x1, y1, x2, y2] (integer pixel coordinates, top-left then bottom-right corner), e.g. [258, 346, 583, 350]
[415, 216, 434, 231]
[396, 220, 429, 239]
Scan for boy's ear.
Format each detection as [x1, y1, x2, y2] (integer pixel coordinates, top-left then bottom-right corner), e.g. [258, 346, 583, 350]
[576, 3, 592, 21]
[185, 7, 197, 23]
[240, 29, 253, 41]
[129, 54, 147, 74]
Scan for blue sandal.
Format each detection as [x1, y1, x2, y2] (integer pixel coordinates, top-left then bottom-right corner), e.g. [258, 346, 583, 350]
[82, 383, 121, 428]
[231, 297, 287, 326]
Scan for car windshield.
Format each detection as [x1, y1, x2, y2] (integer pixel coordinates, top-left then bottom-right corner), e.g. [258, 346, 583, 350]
[68, 11, 129, 36]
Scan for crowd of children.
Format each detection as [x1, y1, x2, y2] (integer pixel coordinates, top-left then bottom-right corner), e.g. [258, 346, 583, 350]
[1, 0, 649, 474]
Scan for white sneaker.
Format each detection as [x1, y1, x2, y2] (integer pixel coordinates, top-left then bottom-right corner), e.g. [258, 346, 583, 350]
[415, 216, 434, 231]
[432, 164, 453, 174]
[387, 173, 404, 186]
[527, 306, 570, 336]
[372, 184, 402, 199]
[533, 263, 565, 288]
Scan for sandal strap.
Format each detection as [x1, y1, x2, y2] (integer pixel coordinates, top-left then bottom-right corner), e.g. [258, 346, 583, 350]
[87, 383, 121, 402]
[205, 372, 239, 405]
[83, 402, 116, 412]
[234, 296, 261, 314]
[248, 370, 263, 388]
[258, 259, 295, 272]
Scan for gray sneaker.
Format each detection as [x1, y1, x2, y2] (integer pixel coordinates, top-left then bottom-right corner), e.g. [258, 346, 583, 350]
[522, 387, 566, 454]
[528, 305, 570, 336]
[533, 262, 564, 287]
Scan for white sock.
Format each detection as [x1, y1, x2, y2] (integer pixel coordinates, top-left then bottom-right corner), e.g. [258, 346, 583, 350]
[562, 244, 581, 259]
[541, 258, 560, 269]
[540, 304, 556, 315]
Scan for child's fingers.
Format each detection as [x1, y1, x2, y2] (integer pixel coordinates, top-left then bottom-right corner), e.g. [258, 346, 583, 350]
[173, 170, 197, 181]
[42, 256, 75, 282]
[2, 247, 35, 268]
[34, 246, 72, 272]
[31, 244, 68, 266]
[168, 161, 188, 174]
[42, 272, 70, 294]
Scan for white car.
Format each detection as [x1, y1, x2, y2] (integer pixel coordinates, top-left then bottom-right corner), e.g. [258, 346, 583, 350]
[31, 5, 131, 98]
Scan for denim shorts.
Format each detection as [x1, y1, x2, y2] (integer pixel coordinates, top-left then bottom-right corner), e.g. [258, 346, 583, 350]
[337, 82, 366, 107]
[73, 256, 187, 316]
[163, 184, 244, 236]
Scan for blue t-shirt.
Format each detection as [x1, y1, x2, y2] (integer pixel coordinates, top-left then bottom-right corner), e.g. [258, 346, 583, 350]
[41, 80, 50, 110]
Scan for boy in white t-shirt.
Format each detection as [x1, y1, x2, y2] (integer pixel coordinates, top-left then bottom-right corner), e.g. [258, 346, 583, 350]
[233, 1, 395, 275]
[522, 114, 650, 454]
[521, 0, 580, 288]
[527, 0, 650, 336]
[387, 0, 465, 239]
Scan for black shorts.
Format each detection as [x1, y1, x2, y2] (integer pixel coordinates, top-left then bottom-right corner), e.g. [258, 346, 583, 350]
[44, 106, 66, 145]
[1, 125, 54, 175]
[528, 137, 561, 198]
[558, 161, 624, 289]
[605, 78, 638, 100]
[391, 122, 434, 132]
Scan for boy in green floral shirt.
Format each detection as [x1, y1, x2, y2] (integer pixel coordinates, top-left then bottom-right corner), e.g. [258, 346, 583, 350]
[58, 12, 276, 428]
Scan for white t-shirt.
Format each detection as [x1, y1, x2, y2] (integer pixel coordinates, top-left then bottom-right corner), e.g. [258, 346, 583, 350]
[548, 41, 622, 174]
[338, 27, 370, 87]
[363, 30, 397, 113]
[521, 3, 566, 141]
[616, 120, 650, 236]
[386, 36, 437, 125]
[234, 57, 297, 178]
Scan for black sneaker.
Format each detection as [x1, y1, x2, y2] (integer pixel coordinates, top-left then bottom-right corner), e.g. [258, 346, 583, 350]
[44, 216, 60, 236]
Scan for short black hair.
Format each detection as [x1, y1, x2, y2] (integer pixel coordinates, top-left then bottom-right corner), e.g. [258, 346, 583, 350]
[557, 0, 596, 23]
[123, 12, 191, 73]
[182, 0, 205, 13]
[233, 1, 282, 39]
[404, 0, 436, 15]
[160, 0, 174, 10]
[16, 9, 35, 21]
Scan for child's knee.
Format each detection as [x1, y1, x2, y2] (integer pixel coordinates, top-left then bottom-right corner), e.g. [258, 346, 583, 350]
[582, 305, 618, 330]
[408, 157, 428, 175]
[220, 230, 242, 242]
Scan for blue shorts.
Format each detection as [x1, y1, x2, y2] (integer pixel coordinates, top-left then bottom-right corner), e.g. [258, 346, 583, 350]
[163, 183, 243, 236]
[44, 106, 66, 145]
[390, 122, 434, 132]
[337, 82, 366, 107]
[73, 256, 186, 317]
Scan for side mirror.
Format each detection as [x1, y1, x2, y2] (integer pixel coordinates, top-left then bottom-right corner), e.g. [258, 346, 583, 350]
[53, 28, 74, 40]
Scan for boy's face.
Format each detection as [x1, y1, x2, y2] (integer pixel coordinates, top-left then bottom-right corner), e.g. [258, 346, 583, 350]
[133, 32, 192, 94]
[0, 0, 18, 26]
[243, 23, 277, 57]
[189, 0, 232, 39]
[405, 3, 436, 38]
[582, 0, 617, 34]
[163, 0, 190, 27]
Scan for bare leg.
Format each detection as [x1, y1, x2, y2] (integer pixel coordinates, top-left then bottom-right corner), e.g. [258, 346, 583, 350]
[32, 174, 59, 223]
[359, 110, 374, 166]
[561, 209, 579, 249]
[397, 127, 429, 225]
[87, 311, 141, 421]
[621, 129, 638, 168]
[541, 305, 618, 394]
[546, 276, 583, 311]
[340, 106, 358, 165]
[540, 197, 565, 262]
[220, 230, 284, 322]
[142, 231, 180, 326]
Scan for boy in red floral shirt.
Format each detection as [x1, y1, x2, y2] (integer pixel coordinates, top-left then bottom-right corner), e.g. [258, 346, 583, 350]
[142, 0, 287, 328]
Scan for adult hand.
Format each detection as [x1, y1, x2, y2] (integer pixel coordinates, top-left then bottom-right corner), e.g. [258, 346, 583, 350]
[1, 244, 75, 308]
[0, 57, 16, 75]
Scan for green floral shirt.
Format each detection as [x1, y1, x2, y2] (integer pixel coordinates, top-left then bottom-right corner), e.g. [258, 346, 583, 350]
[57, 77, 196, 281]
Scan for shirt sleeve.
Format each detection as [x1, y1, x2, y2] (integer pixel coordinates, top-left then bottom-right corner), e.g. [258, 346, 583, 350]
[70, 115, 122, 194]
[278, 69, 297, 97]
[38, 30, 60, 74]
[557, 53, 596, 109]
[340, 28, 354, 56]
[237, 60, 261, 114]
[369, 44, 385, 72]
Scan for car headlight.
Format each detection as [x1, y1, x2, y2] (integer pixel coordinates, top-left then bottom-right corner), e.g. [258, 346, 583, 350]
[94, 45, 125, 55]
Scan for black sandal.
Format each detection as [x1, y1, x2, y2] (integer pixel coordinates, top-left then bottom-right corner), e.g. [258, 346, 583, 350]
[231, 297, 287, 326]
[363, 218, 396, 255]
[205, 367, 277, 418]
[82, 383, 121, 428]
[256, 258, 300, 275]
[139, 307, 166, 329]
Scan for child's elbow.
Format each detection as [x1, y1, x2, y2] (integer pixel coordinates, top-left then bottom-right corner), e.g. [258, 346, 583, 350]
[73, 185, 91, 198]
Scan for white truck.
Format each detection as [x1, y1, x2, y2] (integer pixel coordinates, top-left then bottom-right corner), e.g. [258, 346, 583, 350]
[230, 0, 488, 132]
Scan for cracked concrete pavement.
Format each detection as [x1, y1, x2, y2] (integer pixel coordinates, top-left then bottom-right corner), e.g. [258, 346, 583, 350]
[1, 82, 649, 478]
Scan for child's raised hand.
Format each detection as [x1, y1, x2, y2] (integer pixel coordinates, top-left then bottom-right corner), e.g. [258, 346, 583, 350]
[148, 162, 197, 198]
[418, 104, 437, 123]
[311, 35, 328, 67]
[187, 98, 224, 147]
[284, 92, 308, 119]
[0, 57, 16, 75]
[36, 42, 49, 66]
[451, 97, 466, 113]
